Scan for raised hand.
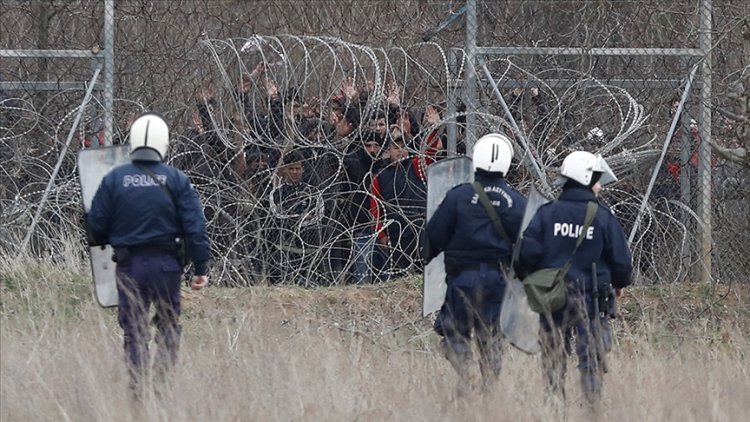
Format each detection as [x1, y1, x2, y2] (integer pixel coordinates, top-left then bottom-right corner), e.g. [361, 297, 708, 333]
[386, 80, 401, 106]
[250, 62, 266, 79]
[240, 73, 253, 94]
[395, 110, 412, 138]
[365, 77, 375, 93]
[329, 110, 340, 125]
[301, 96, 321, 119]
[424, 105, 440, 126]
[341, 77, 359, 101]
[265, 76, 279, 100]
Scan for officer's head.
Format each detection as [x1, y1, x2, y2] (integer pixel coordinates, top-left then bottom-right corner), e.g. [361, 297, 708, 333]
[557, 151, 617, 194]
[129, 112, 170, 162]
[472, 133, 514, 177]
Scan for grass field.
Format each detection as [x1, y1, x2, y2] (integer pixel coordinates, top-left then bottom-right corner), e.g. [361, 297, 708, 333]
[1, 256, 748, 421]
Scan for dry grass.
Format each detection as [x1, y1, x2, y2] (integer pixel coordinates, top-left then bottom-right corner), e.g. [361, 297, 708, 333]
[1, 257, 749, 422]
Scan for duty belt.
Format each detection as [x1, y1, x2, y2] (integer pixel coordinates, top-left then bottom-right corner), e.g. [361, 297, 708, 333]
[456, 262, 502, 272]
[128, 244, 176, 257]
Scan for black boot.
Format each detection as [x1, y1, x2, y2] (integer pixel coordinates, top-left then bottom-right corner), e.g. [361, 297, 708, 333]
[477, 335, 503, 393]
[581, 368, 603, 415]
[440, 339, 474, 398]
[541, 335, 568, 402]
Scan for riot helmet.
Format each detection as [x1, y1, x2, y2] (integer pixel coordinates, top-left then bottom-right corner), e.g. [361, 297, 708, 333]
[472, 133, 514, 176]
[129, 112, 170, 162]
[556, 150, 617, 188]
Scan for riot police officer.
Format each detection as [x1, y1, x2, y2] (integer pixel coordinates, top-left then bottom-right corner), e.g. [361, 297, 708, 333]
[516, 150, 632, 407]
[86, 112, 210, 395]
[425, 133, 527, 395]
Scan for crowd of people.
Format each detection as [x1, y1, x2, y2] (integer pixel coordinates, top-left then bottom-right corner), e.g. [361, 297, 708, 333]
[153, 66, 653, 287]
[167, 66, 456, 285]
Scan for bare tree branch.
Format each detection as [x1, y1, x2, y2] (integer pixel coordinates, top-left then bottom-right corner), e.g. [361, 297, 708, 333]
[709, 141, 749, 167]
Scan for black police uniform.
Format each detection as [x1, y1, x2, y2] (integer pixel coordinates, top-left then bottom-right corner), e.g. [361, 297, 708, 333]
[427, 172, 526, 391]
[517, 185, 632, 402]
[87, 159, 209, 389]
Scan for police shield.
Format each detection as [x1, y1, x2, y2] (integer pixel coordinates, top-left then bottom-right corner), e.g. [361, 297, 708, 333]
[500, 184, 552, 354]
[422, 156, 474, 317]
[78, 145, 131, 307]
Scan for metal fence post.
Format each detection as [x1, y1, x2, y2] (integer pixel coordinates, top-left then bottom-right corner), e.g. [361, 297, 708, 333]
[698, 0, 713, 283]
[447, 49, 459, 157]
[463, 0, 478, 154]
[103, 0, 116, 146]
[679, 57, 694, 277]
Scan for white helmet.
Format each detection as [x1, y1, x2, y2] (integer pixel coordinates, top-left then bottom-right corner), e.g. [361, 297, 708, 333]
[129, 112, 170, 162]
[472, 133, 514, 175]
[556, 150, 618, 186]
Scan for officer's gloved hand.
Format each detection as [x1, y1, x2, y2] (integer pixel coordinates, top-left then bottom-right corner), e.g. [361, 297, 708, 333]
[419, 230, 435, 264]
[82, 213, 106, 247]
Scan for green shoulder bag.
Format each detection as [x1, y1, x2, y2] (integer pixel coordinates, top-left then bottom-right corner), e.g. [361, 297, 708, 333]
[522, 201, 597, 314]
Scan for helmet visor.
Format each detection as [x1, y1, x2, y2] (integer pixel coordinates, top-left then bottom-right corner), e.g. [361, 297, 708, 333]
[595, 154, 617, 185]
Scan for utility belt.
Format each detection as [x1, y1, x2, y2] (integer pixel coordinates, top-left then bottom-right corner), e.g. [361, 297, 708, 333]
[569, 278, 618, 318]
[112, 237, 187, 267]
[444, 257, 502, 276]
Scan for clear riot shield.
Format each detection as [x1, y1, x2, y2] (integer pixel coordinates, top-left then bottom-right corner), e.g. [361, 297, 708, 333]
[77, 145, 131, 307]
[500, 184, 552, 354]
[422, 156, 474, 317]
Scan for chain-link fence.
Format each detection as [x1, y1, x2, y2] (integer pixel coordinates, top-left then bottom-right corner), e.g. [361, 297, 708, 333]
[1, 0, 747, 286]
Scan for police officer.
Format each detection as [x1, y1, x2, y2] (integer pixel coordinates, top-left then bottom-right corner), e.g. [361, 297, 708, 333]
[86, 112, 210, 395]
[425, 133, 527, 395]
[516, 151, 632, 407]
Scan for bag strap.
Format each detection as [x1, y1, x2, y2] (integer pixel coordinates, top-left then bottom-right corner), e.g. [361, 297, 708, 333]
[472, 181, 511, 244]
[134, 162, 178, 212]
[560, 201, 598, 274]
[134, 163, 190, 271]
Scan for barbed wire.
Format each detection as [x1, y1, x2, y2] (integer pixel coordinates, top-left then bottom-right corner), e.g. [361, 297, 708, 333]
[1, 1, 748, 284]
